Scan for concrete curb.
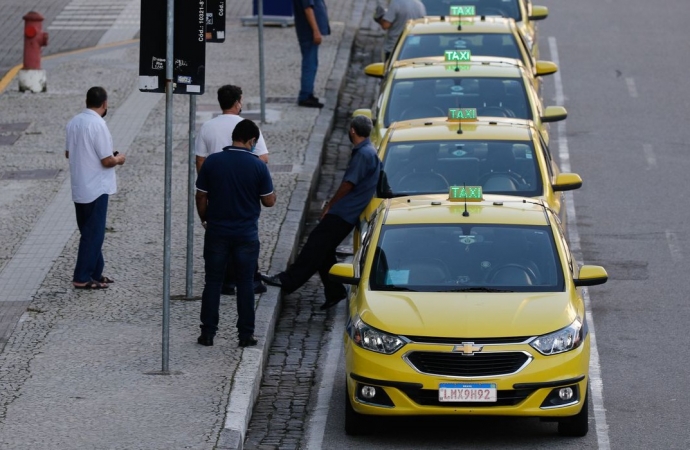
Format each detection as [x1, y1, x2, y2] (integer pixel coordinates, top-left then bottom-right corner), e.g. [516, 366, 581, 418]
[217, 4, 366, 449]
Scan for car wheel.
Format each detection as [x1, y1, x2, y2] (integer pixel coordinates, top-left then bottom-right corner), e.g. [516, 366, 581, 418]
[557, 386, 589, 437]
[344, 382, 372, 436]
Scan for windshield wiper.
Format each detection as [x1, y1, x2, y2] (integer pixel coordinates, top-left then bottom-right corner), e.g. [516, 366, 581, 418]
[439, 287, 515, 293]
[377, 285, 418, 292]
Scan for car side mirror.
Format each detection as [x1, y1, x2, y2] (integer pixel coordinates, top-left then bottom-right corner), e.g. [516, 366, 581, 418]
[574, 265, 608, 287]
[553, 173, 583, 192]
[364, 62, 385, 78]
[352, 108, 372, 120]
[329, 263, 360, 285]
[529, 5, 549, 20]
[535, 60, 558, 77]
[541, 106, 567, 123]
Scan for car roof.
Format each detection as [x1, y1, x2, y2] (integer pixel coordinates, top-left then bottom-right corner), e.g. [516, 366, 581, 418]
[386, 118, 537, 143]
[382, 195, 550, 226]
[390, 58, 527, 78]
[404, 16, 519, 34]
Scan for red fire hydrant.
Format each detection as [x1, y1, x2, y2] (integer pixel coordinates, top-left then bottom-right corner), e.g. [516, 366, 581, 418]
[23, 12, 49, 70]
[19, 11, 49, 92]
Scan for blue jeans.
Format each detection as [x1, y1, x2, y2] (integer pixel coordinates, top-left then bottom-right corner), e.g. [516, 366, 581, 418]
[200, 233, 260, 340]
[298, 39, 319, 102]
[73, 194, 108, 283]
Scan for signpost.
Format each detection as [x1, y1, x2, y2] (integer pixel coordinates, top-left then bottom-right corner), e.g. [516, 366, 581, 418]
[205, 0, 226, 42]
[139, 0, 207, 374]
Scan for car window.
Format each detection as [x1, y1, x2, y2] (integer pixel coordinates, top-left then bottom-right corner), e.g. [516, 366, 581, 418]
[398, 33, 522, 62]
[381, 139, 542, 197]
[420, 0, 522, 21]
[370, 224, 564, 292]
[384, 77, 531, 127]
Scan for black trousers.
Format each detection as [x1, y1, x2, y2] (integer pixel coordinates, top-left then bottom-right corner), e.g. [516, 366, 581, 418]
[279, 214, 353, 302]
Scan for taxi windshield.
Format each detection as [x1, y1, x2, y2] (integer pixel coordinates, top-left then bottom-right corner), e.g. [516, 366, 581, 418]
[370, 224, 564, 292]
[420, 0, 522, 21]
[383, 77, 531, 127]
[380, 140, 542, 197]
[398, 33, 522, 62]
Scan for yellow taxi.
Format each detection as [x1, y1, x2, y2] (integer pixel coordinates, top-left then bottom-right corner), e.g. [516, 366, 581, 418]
[330, 189, 608, 437]
[356, 57, 566, 146]
[418, 0, 549, 55]
[379, 15, 556, 85]
[361, 109, 582, 223]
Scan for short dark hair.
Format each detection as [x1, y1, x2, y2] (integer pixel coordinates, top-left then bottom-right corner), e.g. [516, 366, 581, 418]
[350, 115, 372, 138]
[218, 85, 242, 110]
[232, 119, 260, 143]
[86, 86, 107, 108]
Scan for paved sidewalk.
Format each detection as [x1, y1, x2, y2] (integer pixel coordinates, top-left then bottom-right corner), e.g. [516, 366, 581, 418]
[0, 0, 366, 448]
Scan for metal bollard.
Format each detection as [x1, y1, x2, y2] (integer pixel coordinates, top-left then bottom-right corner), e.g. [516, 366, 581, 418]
[19, 11, 49, 92]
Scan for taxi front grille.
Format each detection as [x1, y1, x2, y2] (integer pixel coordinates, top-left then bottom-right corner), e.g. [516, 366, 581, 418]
[406, 351, 529, 377]
[399, 387, 535, 407]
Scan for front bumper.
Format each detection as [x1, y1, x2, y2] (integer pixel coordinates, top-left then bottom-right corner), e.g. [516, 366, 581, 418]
[345, 334, 590, 418]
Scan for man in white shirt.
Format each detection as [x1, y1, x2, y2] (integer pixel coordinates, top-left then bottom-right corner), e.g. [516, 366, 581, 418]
[66, 86, 126, 289]
[374, 0, 426, 60]
[195, 85, 269, 295]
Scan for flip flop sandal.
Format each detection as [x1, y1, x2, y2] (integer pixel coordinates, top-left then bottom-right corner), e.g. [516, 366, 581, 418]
[99, 276, 115, 284]
[73, 280, 109, 290]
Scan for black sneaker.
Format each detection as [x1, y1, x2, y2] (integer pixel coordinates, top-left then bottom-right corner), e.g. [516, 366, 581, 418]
[298, 96, 324, 108]
[239, 335, 258, 347]
[222, 282, 267, 295]
[221, 284, 236, 296]
[197, 335, 214, 346]
[260, 273, 284, 288]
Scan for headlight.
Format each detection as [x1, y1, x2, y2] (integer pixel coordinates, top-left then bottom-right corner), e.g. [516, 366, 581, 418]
[530, 319, 584, 356]
[348, 315, 405, 354]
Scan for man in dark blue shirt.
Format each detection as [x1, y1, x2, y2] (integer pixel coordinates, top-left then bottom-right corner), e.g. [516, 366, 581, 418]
[196, 119, 276, 347]
[262, 116, 381, 310]
[293, 0, 330, 108]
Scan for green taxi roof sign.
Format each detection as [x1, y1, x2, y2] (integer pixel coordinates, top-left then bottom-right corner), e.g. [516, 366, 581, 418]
[448, 108, 477, 121]
[450, 5, 476, 16]
[444, 49, 471, 62]
[449, 185, 483, 202]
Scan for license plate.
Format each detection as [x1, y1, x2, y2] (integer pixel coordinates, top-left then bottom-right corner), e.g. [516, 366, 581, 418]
[438, 383, 497, 402]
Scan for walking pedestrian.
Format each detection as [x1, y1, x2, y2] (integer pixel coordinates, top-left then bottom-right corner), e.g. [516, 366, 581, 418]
[195, 84, 269, 295]
[66, 86, 125, 290]
[374, 0, 426, 61]
[293, 0, 331, 108]
[195, 119, 276, 347]
[261, 116, 381, 310]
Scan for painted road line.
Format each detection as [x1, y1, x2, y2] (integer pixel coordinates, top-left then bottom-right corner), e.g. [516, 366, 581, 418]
[305, 303, 346, 450]
[642, 144, 657, 168]
[666, 231, 683, 262]
[549, 36, 611, 450]
[625, 77, 638, 98]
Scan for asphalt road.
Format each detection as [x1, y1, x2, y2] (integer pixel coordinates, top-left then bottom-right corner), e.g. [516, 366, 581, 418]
[300, 1, 690, 449]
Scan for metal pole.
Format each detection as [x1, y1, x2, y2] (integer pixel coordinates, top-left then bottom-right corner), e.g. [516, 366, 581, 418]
[186, 95, 196, 298]
[258, 0, 266, 123]
[162, 0, 174, 373]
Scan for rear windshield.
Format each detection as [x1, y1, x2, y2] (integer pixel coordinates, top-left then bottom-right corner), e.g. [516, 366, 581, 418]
[420, 0, 522, 21]
[370, 224, 564, 292]
[398, 33, 522, 62]
[383, 77, 531, 126]
[380, 139, 542, 197]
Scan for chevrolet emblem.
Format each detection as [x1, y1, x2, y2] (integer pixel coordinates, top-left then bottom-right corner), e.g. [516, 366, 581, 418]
[453, 342, 483, 355]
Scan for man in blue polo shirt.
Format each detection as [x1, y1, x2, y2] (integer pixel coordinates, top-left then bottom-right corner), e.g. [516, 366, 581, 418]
[262, 116, 381, 310]
[195, 119, 276, 347]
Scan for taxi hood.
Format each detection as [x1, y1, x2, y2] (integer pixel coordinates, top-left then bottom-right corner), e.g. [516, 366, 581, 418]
[358, 291, 577, 338]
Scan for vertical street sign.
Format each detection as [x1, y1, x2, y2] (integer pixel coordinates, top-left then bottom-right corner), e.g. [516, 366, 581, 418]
[139, 0, 207, 95]
[205, 0, 226, 42]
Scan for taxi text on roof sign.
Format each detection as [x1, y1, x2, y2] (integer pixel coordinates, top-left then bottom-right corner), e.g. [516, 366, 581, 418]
[450, 5, 476, 16]
[448, 108, 477, 121]
[449, 185, 483, 202]
[445, 49, 471, 62]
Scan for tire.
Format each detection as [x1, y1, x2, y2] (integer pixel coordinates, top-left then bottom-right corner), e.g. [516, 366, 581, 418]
[344, 382, 372, 436]
[558, 386, 589, 437]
